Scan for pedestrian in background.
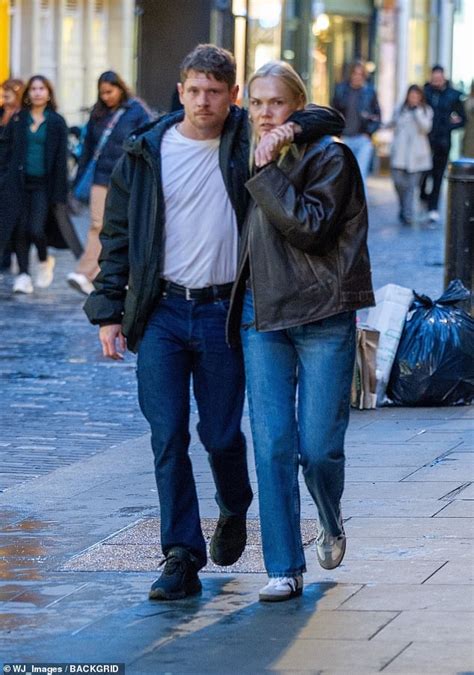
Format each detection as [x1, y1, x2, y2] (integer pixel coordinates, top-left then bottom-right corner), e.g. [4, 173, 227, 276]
[0, 78, 24, 133]
[332, 61, 381, 186]
[0, 78, 24, 272]
[0, 75, 68, 294]
[227, 61, 374, 602]
[420, 65, 466, 223]
[390, 84, 433, 226]
[461, 80, 474, 158]
[67, 71, 151, 296]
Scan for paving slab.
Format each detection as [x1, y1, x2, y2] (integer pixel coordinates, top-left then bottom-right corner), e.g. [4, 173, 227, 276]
[372, 609, 474, 643]
[403, 452, 474, 482]
[342, 536, 473, 560]
[345, 516, 474, 538]
[340, 582, 474, 612]
[343, 480, 464, 500]
[382, 640, 474, 674]
[424, 560, 474, 585]
[434, 499, 474, 518]
[310, 558, 445, 585]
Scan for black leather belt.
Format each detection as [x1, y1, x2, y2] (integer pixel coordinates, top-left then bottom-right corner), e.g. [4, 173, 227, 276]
[160, 279, 234, 301]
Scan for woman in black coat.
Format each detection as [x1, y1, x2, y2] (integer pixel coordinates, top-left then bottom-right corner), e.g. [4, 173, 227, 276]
[0, 75, 68, 293]
[67, 71, 152, 295]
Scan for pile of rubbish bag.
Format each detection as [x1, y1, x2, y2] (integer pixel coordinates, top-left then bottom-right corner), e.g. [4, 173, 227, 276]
[387, 280, 474, 406]
[356, 279, 473, 407]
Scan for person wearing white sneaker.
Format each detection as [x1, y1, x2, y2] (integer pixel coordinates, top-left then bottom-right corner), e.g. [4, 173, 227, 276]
[227, 62, 374, 599]
[13, 272, 34, 294]
[66, 272, 94, 296]
[0, 75, 69, 296]
[428, 209, 440, 223]
[316, 518, 346, 570]
[68, 71, 151, 296]
[35, 254, 55, 288]
[259, 575, 303, 603]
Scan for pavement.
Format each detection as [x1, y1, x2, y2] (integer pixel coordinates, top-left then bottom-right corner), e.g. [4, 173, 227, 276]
[0, 176, 473, 674]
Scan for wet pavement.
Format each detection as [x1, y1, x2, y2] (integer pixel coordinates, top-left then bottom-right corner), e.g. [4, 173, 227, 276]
[0, 177, 473, 673]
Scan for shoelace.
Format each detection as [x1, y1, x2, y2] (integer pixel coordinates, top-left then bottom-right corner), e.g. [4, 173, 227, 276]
[159, 555, 186, 575]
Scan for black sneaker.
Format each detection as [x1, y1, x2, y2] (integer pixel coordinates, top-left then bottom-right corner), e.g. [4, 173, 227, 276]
[209, 514, 247, 566]
[149, 547, 202, 601]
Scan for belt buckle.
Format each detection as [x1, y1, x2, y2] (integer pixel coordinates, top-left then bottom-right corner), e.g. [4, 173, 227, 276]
[185, 287, 192, 301]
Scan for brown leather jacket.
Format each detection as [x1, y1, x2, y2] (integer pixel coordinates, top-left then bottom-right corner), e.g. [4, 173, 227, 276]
[227, 135, 375, 344]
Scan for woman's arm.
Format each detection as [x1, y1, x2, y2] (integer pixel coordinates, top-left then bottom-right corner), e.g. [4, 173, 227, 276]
[75, 117, 95, 180]
[246, 143, 356, 253]
[413, 106, 433, 134]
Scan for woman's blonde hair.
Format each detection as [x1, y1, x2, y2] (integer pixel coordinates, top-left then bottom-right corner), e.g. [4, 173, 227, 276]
[247, 61, 307, 168]
[248, 60, 308, 106]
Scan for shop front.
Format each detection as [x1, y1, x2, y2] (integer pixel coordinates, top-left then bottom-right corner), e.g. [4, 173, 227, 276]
[232, 0, 374, 106]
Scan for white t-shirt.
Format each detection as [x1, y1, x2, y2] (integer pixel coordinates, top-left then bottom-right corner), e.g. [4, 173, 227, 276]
[160, 124, 238, 288]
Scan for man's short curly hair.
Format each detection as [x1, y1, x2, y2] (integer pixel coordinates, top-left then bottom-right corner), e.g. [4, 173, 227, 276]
[180, 44, 236, 89]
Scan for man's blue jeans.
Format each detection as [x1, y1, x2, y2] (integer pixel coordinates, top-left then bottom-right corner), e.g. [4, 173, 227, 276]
[137, 294, 253, 569]
[241, 291, 355, 577]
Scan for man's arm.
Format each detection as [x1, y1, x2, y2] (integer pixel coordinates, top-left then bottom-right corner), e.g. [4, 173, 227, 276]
[449, 93, 466, 131]
[83, 154, 132, 343]
[363, 90, 381, 136]
[289, 104, 345, 143]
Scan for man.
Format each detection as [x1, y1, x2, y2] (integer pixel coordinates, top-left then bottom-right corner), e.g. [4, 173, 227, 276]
[332, 61, 381, 186]
[84, 44, 344, 601]
[421, 65, 466, 223]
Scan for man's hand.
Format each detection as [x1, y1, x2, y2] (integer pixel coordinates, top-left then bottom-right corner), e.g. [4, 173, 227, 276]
[99, 324, 127, 360]
[254, 122, 297, 168]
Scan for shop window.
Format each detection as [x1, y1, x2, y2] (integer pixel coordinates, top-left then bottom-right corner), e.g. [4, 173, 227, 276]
[408, 0, 431, 85]
[311, 15, 369, 106]
[246, 0, 282, 77]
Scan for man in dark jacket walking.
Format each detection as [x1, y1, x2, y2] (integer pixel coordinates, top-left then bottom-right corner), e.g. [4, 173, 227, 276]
[332, 61, 381, 187]
[84, 44, 344, 601]
[421, 65, 466, 223]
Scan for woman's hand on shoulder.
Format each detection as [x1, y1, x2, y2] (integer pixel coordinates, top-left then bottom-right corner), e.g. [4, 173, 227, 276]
[254, 122, 296, 168]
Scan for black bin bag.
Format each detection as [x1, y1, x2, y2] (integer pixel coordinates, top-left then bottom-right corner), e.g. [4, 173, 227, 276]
[387, 279, 474, 406]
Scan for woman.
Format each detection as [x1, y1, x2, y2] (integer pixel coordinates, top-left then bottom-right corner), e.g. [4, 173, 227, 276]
[67, 71, 152, 295]
[0, 79, 24, 271]
[227, 61, 374, 602]
[390, 85, 433, 225]
[0, 78, 24, 132]
[0, 75, 68, 293]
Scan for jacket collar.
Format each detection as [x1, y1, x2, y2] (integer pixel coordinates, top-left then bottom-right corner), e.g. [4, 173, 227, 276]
[124, 105, 244, 158]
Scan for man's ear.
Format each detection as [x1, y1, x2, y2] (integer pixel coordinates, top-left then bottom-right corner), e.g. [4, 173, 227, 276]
[230, 84, 239, 105]
[177, 82, 184, 105]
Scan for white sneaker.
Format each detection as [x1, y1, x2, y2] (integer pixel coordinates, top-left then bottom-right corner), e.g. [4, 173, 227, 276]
[67, 272, 94, 296]
[13, 273, 34, 294]
[316, 527, 346, 570]
[428, 210, 440, 223]
[35, 255, 55, 288]
[259, 575, 303, 602]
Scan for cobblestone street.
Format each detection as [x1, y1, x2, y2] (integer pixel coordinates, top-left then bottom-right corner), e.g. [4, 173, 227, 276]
[0, 227, 148, 492]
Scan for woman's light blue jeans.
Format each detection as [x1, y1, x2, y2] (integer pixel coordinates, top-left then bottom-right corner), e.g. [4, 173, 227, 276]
[241, 291, 356, 577]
